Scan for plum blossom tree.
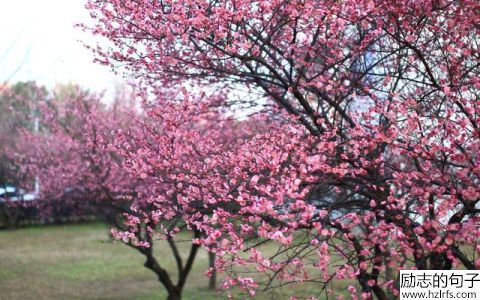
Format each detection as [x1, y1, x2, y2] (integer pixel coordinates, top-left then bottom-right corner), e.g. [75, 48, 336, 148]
[84, 0, 480, 298]
[111, 91, 220, 300]
[15, 86, 232, 300]
[9, 87, 131, 222]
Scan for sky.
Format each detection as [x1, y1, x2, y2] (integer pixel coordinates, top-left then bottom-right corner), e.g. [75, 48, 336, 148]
[0, 0, 121, 100]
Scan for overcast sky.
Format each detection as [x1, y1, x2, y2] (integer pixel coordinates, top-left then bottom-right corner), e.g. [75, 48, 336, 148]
[0, 0, 121, 99]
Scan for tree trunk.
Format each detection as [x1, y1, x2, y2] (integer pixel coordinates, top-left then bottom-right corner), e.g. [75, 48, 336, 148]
[166, 289, 181, 300]
[142, 251, 180, 300]
[2, 205, 19, 228]
[208, 251, 216, 290]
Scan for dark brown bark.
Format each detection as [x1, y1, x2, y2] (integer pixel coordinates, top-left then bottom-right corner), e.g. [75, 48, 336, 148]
[208, 251, 216, 290]
[166, 289, 181, 300]
[138, 229, 201, 300]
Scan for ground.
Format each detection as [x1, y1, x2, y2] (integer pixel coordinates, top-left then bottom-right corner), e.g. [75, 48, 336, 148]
[0, 223, 222, 300]
[0, 223, 350, 299]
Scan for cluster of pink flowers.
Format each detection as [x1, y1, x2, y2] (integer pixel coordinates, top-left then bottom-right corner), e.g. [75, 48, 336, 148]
[15, 0, 480, 298]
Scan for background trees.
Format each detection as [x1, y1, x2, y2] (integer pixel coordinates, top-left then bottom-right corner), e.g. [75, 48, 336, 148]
[0, 82, 44, 185]
[0, 82, 46, 227]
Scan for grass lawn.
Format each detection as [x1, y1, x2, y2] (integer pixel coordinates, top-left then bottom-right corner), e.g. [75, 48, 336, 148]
[0, 223, 351, 299]
[0, 222, 226, 300]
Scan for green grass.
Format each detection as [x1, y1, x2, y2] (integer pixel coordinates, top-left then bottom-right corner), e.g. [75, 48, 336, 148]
[0, 223, 352, 299]
[0, 223, 226, 300]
